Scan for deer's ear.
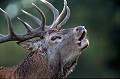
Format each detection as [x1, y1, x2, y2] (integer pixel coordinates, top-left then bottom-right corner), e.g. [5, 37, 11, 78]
[17, 41, 33, 50]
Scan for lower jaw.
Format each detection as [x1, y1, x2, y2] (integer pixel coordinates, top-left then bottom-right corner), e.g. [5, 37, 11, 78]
[80, 39, 89, 51]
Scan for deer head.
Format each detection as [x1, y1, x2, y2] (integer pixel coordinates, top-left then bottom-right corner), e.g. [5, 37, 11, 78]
[0, 0, 89, 78]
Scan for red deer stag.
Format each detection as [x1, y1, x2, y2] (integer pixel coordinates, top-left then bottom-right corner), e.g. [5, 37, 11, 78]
[0, 0, 89, 78]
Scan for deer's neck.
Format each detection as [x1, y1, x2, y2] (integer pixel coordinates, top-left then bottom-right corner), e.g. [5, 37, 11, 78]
[14, 50, 63, 78]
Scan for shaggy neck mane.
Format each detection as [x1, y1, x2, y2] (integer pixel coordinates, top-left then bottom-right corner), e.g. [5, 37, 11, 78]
[0, 50, 79, 78]
[14, 50, 62, 78]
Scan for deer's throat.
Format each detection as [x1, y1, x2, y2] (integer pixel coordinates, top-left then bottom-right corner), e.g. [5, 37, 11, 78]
[14, 51, 49, 78]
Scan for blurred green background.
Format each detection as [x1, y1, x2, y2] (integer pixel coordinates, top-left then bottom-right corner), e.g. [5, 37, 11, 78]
[0, 0, 120, 78]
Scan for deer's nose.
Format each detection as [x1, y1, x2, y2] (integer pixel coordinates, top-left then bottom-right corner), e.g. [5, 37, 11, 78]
[76, 26, 85, 32]
[79, 26, 85, 31]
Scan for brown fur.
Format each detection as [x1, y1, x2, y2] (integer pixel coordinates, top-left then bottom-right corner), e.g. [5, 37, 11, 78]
[0, 0, 89, 78]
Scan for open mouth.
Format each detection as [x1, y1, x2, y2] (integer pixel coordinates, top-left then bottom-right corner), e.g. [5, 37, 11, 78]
[76, 31, 86, 46]
[78, 31, 86, 41]
[76, 31, 89, 49]
[74, 26, 89, 48]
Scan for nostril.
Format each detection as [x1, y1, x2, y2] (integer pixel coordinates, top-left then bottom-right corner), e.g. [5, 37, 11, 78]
[76, 28, 79, 31]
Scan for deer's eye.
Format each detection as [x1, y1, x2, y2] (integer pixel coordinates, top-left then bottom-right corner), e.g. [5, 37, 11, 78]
[51, 36, 62, 41]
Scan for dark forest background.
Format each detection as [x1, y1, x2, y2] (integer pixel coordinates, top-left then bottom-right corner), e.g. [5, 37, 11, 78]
[0, 0, 120, 78]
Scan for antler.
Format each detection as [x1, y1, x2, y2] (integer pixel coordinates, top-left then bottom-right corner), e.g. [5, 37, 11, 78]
[51, 0, 67, 29]
[19, 0, 70, 30]
[0, 0, 70, 43]
[0, 8, 44, 43]
[41, 0, 70, 29]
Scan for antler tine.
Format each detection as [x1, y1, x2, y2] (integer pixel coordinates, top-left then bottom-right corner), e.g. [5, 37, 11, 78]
[51, 0, 67, 29]
[0, 8, 15, 35]
[32, 3, 46, 31]
[41, 0, 59, 23]
[0, 8, 16, 43]
[0, 8, 44, 43]
[17, 17, 33, 33]
[57, 6, 70, 30]
[21, 9, 42, 28]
